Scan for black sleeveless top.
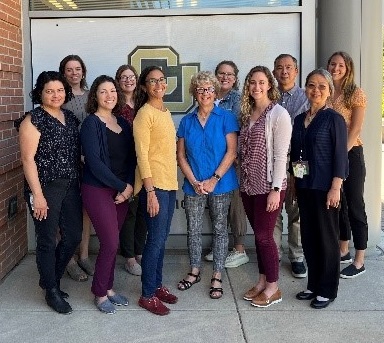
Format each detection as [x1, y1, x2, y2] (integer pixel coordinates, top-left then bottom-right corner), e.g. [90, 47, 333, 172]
[106, 127, 131, 182]
[16, 107, 81, 192]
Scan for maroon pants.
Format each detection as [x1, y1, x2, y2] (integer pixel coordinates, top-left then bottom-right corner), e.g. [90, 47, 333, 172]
[82, 184, 129, 297]
[241, 191, 285, 283]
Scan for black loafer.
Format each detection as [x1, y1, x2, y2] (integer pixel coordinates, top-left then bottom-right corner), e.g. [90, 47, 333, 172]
[310, 298, 334, 309]
[296, 291, 316, 300]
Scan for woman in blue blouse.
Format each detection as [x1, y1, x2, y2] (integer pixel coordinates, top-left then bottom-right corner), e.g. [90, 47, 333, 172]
[81, 75, 136, 314]
[177, 71, 239, 299]
[290, 69, 348, 309]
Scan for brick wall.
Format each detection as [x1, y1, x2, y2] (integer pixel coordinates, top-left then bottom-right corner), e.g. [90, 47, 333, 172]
[0, 0, 27, 281]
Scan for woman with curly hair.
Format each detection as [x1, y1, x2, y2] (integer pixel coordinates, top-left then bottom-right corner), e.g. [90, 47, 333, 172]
[15, 71, 83, 314]
[239, 66, 291, 308]
[176, 71, 239, 300]
[81, 75, 136, 314]
[327, 51, 368, 278]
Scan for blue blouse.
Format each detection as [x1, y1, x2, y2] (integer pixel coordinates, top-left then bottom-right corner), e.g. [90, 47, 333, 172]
[177, 105, 239, 195]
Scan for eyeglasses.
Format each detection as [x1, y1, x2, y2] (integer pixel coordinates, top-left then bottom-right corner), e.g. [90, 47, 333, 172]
[120, 75, 136, 82]
[145, 77, 167, 85]
[306, 83, 328, 91]
[195, 87, 215, 94]
[217, 71, 236, 78]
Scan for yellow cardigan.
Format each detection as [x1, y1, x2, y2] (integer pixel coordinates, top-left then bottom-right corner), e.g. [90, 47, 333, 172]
[133, 103, 178, 194]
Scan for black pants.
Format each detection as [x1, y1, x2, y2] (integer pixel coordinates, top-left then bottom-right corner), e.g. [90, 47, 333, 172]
[26, 178, 83, 290]
[297, 188, 340, 299]
[339, 146, 368, 250]
[119, 196, 147, 258]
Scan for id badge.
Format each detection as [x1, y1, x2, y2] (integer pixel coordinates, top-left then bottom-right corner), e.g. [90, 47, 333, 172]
[292, 161, 309, 179]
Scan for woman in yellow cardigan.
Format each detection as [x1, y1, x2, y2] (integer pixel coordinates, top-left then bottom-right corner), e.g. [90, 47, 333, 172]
[133, 66, 178, 316]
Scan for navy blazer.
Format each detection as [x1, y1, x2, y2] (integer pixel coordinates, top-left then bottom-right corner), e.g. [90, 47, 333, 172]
[81, 114, 136, 192]
[290, 108, 349, 192]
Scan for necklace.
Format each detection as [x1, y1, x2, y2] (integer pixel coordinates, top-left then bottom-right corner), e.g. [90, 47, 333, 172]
[198, 112, 208, 121]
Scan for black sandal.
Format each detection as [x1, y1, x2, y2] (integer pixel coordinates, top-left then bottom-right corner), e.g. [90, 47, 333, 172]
[209, 277, 223, 299]
[178, 272, 201, 291]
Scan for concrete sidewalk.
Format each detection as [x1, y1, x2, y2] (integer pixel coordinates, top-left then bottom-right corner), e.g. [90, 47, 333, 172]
[0, 245, 383, 343]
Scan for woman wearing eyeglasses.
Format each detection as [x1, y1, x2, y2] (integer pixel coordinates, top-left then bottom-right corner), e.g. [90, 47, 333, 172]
[133, 66, 178, 316]
[177, 71, 239, 300]
[290, 69, 348, 309]
[115, 65, 147, 277]
[215, 61, 249, 268]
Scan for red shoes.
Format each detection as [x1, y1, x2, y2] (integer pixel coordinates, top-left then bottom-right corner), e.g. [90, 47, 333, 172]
[155, 286, 178, 304]
[138, 296, 170, 316]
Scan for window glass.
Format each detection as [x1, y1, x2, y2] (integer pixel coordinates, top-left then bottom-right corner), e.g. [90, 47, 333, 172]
[30, 0, 301, 11]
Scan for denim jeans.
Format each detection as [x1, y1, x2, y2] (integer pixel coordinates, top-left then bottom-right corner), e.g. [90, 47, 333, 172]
[185, 192, 232, 273]
[26, 178, 83, 290]
[139, 188, 176, 298]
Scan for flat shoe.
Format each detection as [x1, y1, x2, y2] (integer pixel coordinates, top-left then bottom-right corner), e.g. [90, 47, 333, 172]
[251, 289, 282, 308]
[77, 258, 95, 276]
[95, 298, 116, 314]
[107, 293, 129, 306]
[296, 291, 316, 300]
[124, 261, 142, 276]
[243, 286, 264, 301]
[310, 298, 334, 309]
[66, 263, 88, 282]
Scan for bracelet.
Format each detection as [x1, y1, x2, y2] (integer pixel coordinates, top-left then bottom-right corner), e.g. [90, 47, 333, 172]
[146, 188, 155, 193]
[120, 193, 128, 199]
[212, 173, 221, 181]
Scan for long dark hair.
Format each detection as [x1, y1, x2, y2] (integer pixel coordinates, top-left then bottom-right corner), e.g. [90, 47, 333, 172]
[115, 64, 138, 103]
[134, 66, 164, 111]
[30, 71, 73, 105]
[59, 54, 88, 90]
[86, 75, 125, 114]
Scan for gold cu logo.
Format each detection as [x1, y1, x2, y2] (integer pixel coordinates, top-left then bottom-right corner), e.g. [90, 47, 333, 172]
[129, 46, 200, 114]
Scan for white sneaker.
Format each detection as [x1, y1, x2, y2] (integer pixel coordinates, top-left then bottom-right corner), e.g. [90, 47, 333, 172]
[225, 249, 249, 268]
[204, 250, 214, 262]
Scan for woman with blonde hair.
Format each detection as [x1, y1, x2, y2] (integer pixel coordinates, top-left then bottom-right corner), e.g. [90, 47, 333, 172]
[327, 51, 368, 278]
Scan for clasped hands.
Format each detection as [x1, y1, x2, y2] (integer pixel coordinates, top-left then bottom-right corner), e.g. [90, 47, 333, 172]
[192, 178, 217, 195]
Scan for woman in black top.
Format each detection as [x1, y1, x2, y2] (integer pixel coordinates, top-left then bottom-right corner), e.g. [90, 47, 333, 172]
[15, 71, 83, 314]
[290, 69, 348, 309]
[80, 75, 136, 314]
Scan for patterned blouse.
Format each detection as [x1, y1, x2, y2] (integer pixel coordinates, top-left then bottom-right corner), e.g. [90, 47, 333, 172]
[15, 107, 81, 193]
[239, 102, 288, 195]
[120, 103, 135, 127]
[328, 87, 367, 146]
[62, 91, 89, 124]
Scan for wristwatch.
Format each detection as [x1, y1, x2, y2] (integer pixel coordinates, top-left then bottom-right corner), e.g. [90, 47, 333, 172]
[273, 187, 280, 192]
[212, 173, 221, 181]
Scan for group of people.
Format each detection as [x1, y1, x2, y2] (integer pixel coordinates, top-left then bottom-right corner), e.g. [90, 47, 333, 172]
[15, 50, 368, 316]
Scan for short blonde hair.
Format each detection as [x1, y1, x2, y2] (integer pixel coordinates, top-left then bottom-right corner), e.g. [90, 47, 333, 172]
[189, 71, 221, 97]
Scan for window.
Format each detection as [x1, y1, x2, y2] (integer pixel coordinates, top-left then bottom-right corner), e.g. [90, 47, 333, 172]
[30, 0, 300, 11]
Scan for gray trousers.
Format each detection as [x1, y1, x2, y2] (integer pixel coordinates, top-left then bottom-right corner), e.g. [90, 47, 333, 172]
[185, 192, 232, 273]
[273, 173, 304, 262]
